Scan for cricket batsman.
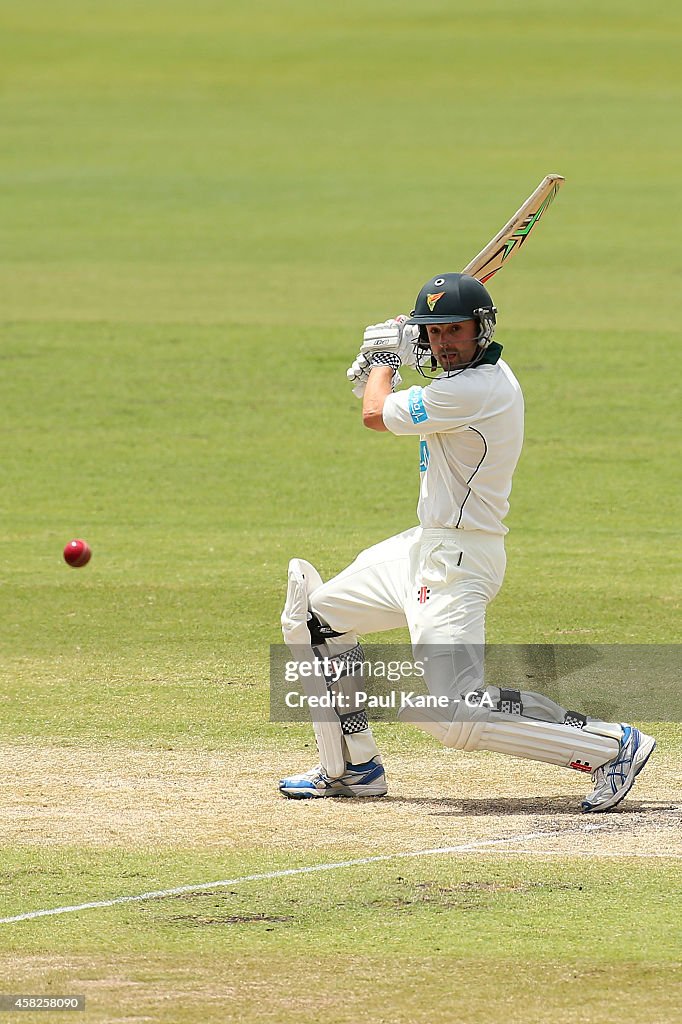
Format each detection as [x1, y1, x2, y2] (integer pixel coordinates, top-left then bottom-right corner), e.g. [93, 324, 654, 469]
[279, 273, 656, 811]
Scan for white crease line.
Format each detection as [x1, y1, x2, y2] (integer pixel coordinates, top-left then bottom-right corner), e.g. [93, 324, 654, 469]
[0, 825, 607, 925]
[485, 848, 682, 859]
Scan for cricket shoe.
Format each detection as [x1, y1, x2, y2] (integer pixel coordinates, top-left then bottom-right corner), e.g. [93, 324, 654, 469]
[279, 757, 387, 799]
[581, 725, 656, 813]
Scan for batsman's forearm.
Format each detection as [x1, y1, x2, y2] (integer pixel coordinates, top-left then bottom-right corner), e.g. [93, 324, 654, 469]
[362, 367, 393, 432]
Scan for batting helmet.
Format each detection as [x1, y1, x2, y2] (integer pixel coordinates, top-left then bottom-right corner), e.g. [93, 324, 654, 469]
[406, 273, 497, 357]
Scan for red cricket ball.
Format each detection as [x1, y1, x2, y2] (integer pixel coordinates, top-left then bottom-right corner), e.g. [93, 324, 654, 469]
[63, 538, 92, 568]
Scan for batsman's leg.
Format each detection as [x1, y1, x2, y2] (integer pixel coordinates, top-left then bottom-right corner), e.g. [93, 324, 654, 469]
[279, 536, 414, 798]
[404, 530, 656, 812]
[403, 689, 655, 813]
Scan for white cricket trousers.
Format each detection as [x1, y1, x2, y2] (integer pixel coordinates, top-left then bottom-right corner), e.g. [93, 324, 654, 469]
[310, 526, 506, 646]
[308, 528, 624, 774]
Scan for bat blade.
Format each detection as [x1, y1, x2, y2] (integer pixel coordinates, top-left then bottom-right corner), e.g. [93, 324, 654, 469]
[462, 174, 565, 283]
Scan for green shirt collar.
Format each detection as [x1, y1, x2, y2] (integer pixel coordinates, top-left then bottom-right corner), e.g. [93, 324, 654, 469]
[477, 341, 503, 366]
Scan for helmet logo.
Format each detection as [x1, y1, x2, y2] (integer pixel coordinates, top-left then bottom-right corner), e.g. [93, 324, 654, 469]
[426, 291, 445, 311]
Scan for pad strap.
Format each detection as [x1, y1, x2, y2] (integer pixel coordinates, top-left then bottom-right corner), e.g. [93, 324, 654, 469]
[320, 643, 371, 737]
[307, 611, 345, 646]
[497, 689, 523, 715]
[563, 710, 588, 729]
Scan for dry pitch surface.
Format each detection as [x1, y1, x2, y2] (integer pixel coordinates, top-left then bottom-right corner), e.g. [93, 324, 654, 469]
[2, 740, 680, 857]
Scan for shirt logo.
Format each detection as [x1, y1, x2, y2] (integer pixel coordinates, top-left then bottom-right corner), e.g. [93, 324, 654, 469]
[426, 291, 445, 311]
[408, 387, 429, 424]
[419, 440, 430, 472]
[417, 586, 431, 604]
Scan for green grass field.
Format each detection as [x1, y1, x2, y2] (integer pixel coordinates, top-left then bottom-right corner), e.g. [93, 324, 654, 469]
[1, 2, 681, 1021]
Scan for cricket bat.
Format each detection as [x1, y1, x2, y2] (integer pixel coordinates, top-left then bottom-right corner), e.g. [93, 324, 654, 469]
[462, 174, 565, 283]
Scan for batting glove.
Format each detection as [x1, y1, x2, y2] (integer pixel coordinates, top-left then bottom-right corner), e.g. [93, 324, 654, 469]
[346, 314, 417, 398]
[359, 315, 421, 370]
[347, 352, 402, 398]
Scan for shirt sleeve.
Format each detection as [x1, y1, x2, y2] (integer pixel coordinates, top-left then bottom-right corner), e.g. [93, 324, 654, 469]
[382, 375, 490, 436]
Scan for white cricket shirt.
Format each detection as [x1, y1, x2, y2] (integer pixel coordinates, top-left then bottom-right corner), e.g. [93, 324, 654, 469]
[382, 354, 524, 534]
